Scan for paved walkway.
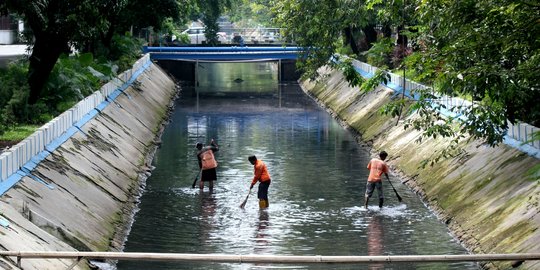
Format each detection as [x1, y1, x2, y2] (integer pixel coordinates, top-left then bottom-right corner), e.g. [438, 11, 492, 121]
[0, 44, 29, 56]
[0, 44, 29, 67]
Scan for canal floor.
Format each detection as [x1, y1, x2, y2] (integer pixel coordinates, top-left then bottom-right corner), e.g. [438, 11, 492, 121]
[117, 62, 477, 270]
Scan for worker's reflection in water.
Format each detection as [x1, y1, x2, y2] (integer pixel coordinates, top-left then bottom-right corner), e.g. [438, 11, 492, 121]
[199, 190, 216, 244]
[367, 215, 384, 270]
[254, 210, 270, 253]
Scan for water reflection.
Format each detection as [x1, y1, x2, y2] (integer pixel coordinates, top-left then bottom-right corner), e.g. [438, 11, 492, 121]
[199, 190, 217, 245]
[367, 215, 384, 270]
[196, 62, 278, 95]
[254, 211, 270, 252]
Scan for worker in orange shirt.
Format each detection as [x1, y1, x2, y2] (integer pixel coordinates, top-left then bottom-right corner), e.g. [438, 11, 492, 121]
[248, 155, 271, 209]
[365, 151, 389, 209]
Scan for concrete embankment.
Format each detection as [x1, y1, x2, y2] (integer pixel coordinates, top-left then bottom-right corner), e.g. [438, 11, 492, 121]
[301, 66, 540, 270]
[0, 63, 177, 269]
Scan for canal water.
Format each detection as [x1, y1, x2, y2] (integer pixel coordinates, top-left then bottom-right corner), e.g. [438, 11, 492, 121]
[116, 62, 477, 270]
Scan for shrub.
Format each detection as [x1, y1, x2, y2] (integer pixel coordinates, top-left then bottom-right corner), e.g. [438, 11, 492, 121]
[0, 61, 30, 135]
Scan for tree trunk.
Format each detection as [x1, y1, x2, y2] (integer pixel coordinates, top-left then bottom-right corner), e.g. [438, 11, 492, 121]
[360, 24, 377, 51]
[396, 25, 408, 48]
[382, 25, 392, 39]
[27, 36, 68, 104]
[343, 26, 359, 55]
[102, 23, 116, 50]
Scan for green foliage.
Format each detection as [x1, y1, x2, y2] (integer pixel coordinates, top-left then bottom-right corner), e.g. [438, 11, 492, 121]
[161, 18, 183, 38]
[118, 0, 192, 33]
[0, 0, 193, 141]
[0, 0, 130, 104]
[228, 0, 275, 27]
[335, 44, 354, 56]
[276, 0, 539, 159]
[198, 0, 232, 45]
[380, 99, 404, 119]
[273, 0, 372, 79]
[364, 37, 393, 67]
[0, 61, 30, 135]
[0, 61, 52, 136]
[177, 33, 191, 44]
[0, 125, 39, 142]
[42, 53, 106, 114]
[415, 0, 540, 128]
[360, 68, 389, 92]
[336, 57, 364, 88]
[0, 34, 141, 138]
[107, 34, 144, 72]
[401, 51, 439, 84]
[526, 131, 540, 146]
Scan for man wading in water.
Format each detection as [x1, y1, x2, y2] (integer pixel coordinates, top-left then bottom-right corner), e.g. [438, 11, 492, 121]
[365, 151, 390, 209]
[196, 139, 219, 190]
[248, 155, 271, 208]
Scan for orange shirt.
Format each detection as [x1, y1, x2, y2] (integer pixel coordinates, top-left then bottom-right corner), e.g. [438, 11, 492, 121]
[252, 159, 271, 185]
[367, 158, 388, 182]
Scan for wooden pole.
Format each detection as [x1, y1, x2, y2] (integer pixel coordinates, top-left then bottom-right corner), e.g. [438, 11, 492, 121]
[278, 59, 282, 82]
[1, 251, 540, 264]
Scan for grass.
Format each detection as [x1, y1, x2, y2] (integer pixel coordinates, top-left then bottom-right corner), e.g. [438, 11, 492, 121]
[1, 125, 39, 142]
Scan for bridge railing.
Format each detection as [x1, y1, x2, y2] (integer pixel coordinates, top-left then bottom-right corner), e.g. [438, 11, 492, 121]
[143, 46, 303, 53]
[0, 54, 152, 193]
[143, 46, 304, 61]
[350, 59, 540, 157]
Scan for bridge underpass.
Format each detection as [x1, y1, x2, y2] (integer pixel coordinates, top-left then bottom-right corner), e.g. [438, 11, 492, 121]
[144, 46, 303, 83]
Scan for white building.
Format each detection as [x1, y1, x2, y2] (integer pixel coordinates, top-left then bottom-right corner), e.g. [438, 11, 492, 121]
[0, 16, 23, 45]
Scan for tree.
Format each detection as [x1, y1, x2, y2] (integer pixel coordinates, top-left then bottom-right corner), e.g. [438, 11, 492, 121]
[0, 0, 127, 104]
[410, 0, 540, 144]
[273, 0, 370, 79]
[273, 0, 540, 150]
[228, 0, 275, 27]
[116, 0, 194, 36]
[0, 0, 197, 104]
[272, 0, 408, 79]
[196, 0, 232, 45]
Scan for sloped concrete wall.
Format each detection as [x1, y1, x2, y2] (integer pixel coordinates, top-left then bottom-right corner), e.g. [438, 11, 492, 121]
[301, 66, 540, 270]
[0, 63, 177, 269]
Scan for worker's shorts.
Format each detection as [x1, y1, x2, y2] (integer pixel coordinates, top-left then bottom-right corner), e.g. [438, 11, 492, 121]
[365, 181, 384, 199]
[258, 180, 271, 200]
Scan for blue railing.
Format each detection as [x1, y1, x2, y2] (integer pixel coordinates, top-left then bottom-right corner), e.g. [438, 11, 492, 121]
[143, 46, 304, 60]
[350, 59, 540, 159]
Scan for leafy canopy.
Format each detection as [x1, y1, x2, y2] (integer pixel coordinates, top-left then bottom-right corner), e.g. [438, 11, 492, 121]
[273, 0, 540, 150]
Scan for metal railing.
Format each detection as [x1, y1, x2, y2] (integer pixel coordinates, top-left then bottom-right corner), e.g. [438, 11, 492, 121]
[2, 251, 539, 269]
[350, 59, 540, 158]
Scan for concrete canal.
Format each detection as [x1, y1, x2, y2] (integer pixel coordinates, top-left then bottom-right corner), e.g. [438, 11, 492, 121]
[117, 62, 477, 270]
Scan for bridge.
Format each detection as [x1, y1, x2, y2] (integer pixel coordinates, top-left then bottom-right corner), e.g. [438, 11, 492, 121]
[144, 46, 305, 82]
[143, 46, 304, 61]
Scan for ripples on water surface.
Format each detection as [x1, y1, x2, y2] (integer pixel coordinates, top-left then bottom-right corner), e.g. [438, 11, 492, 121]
[117, 62, 477, 270]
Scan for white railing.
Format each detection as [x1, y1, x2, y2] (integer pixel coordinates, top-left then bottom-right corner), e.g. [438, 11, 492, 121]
[0, 54, 151, 186]
[351, 59, 540, 155]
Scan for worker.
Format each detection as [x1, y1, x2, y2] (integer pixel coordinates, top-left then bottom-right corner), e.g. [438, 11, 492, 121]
[365, 151, 389, 208]
[248, 155, 271, 208]
[196, 139, 219, 190]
